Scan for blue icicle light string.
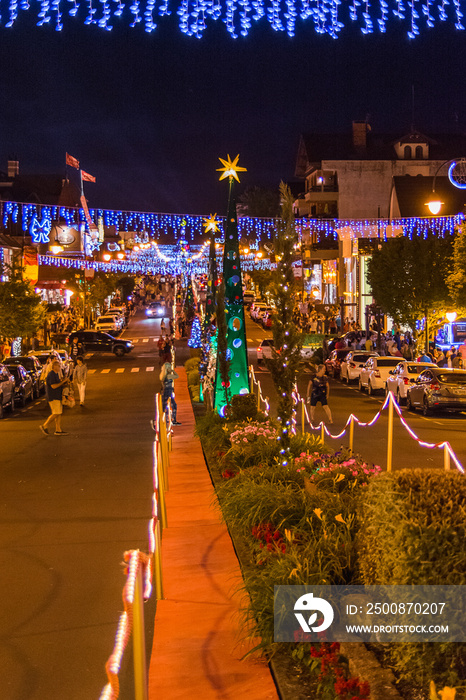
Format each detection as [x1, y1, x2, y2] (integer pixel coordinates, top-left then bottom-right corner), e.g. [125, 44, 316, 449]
[0, 0, 464, 35]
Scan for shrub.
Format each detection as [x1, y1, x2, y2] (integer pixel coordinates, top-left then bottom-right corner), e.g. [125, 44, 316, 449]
[184, 357, 200, 373]
[186, 369, 200, 387]
[357, 469, 466, 693]
[230, 393, 258, 421]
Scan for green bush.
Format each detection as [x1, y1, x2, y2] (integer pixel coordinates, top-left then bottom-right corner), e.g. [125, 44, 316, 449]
[186, 369, 200, 387]
[357, 469, 466, 693]
[184, 357, 200, 373]
[357, 469, 466, 585]
[230, 393, 258, 421]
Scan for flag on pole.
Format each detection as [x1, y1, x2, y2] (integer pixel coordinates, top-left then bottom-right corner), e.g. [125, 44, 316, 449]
[81, 170, 96, 183]
[66, 152, 80, 169]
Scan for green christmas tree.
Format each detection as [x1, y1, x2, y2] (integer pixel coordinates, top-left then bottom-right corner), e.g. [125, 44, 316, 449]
[213, 155, 249, 412]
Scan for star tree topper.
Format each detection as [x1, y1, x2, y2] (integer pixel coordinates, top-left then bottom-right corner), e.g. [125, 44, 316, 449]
[203, 214, 220, 235]
[217, 154, 247, 183]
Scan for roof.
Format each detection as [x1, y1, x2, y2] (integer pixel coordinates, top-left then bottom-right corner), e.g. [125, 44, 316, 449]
[392, 175, 466, 217]
[6, 175, 80, 207]
[295, 131, 466, 177]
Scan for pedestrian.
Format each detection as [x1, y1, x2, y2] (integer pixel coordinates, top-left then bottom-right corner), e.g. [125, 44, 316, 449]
[452, 351, 463, 369]
[157, 335, 165, 364]
[306, 364, 333, 425]
[160, 361, 181, 425]
[69, 336, 84, 365]
[73, 356, 88, 406]
[40, 360, 69, 436]
[160, 318, 166, 335]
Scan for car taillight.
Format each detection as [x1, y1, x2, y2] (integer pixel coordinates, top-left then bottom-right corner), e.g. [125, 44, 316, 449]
[430, 383, 440, 391]
[374, 370, 381, 377]
[403, 377, 410, 385]
[349, 362, 356, 368]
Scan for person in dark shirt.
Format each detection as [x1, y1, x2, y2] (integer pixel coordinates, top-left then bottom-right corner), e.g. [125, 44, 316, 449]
[40, 360, 69, 436]
[306, 364, 333, 425]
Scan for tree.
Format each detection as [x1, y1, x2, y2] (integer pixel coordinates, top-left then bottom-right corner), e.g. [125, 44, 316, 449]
[446, 222, 466, 310]
[238, 186, 280, 217]
[366, 234, 453, 350]
[265, 182, 303, 454]
[0, 263, 45, 342]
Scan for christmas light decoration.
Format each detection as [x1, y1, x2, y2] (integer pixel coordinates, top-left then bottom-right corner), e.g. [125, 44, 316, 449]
[214, 155, 249, 409]
[0, 0, 464, 35]
[188, 315, 202, 347]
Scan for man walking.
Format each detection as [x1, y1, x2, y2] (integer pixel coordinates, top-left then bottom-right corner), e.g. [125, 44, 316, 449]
[40, 360, 69, 436]
[160, 361, 181, 425]
[306, 364, 333, 425]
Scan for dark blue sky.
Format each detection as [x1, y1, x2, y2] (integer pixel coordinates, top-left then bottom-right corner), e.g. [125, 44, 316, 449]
[1, 14, 465, 215]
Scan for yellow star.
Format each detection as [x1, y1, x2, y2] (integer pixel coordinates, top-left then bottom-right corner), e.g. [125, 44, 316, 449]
[203, 214, 220, 235]
[217, 154, 247, 183]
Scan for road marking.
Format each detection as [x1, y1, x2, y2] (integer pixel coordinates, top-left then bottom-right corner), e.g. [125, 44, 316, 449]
[132, 338, 139, 343]
[101, 369, 111, 374]
[142, 338, 149, 343]
[131, 367, 140, 372]
[88, 369, 96, 374]
[116, 368, 125, 373]
[146, 366, 155, 371]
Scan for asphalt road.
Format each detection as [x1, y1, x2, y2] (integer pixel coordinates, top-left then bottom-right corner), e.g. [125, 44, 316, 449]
[0, 310, 168, 700]
[246, 315, 466, 473]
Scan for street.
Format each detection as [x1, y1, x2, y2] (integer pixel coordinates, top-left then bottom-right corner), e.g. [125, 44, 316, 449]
[0, 311, 165, 700]
[245, 315, 466, 472]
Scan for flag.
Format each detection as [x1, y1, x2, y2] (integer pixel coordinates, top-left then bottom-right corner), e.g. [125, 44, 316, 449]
[81, 170, 96, 183]
[66, 152, 80, 169]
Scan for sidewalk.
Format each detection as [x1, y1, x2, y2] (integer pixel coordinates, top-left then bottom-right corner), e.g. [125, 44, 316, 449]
[148, 367, 278, 700]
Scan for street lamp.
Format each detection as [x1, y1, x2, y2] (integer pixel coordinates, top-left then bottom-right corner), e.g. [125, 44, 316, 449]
[446, 311, 457, 323]
[425, 158, 466, 215]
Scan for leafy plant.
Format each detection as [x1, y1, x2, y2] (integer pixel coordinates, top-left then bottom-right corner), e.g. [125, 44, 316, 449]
[230, 393, 258, 421]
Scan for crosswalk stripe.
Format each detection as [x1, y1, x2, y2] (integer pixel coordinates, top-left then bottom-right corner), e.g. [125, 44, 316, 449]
[101, 369, 110, 374]
[116, 368, 125, 373]
[132, 338, 139, 343]
[142, 338, 149, 343]
[131, 367, 140, 372]
[146, 366, 154, 371]
[88, 369, 96, 374]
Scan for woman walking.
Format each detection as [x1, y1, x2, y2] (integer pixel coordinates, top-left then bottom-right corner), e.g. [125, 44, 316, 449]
[73, 356, 88, 406]
[306, 364, 333, 425]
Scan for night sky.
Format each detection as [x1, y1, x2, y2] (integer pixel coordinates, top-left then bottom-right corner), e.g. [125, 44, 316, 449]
[1, 14, 465, 215]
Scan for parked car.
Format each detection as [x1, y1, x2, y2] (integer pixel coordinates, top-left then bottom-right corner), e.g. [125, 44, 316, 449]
[66, 330, 134, 357]
[250, 302, 268, 321]
[146, 301, 165, 317]
[406, 367, 466, 415]
[256, 338, 274, 365]
[385, 361, 437, 405]
[256, 338, 315, 365]
[107, 307, 127, 325]
[340, 351, 379, 383]
[324, 349, 351, 379]
[0, 363, 15, 418]
[94, 315, 124, 333]
[257, 306, 273, 326]
[29, 350, 72, 377]
[262, 311, 274, 329]
[359, 356, 402, 395]
[6, 355, 44, 397]
[243, 291, 255, 308]
[4, 363, 34, 407]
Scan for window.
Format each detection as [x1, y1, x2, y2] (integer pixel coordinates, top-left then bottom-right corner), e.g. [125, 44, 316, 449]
[404, 145, 412, 159]
[415, 145, 423, 159]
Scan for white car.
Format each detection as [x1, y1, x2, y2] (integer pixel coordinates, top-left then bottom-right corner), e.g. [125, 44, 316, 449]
[94, 315, 124, 333]
[359, 356, 402, 395]
[107, 307, 127, 324]
[256, 338, 315, 365]
[251, 302, 268, 321]
[340, 351, 379, 383]
[385, 361, 437, 404]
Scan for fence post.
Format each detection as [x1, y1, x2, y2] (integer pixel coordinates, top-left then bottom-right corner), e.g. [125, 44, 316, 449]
[444, 443, 451, 471]
[301, 399, 305, 436]
[387, 395, 394, 472]
[320, 422, 325, 445]
[156, 439, 168, 530]
[257, 382, 261, 411]
[132, 562, 148, 700]
[249, 366, 254, 394]
[349, 415, 354, 456]
[153, 520, 164, 600]
[160, 415, 170, 492]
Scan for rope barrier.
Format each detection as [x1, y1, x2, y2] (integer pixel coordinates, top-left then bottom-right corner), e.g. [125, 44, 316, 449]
[98, 391, 170, 699]
[293, 386, 464, 475]
[249, 365, 270, 414]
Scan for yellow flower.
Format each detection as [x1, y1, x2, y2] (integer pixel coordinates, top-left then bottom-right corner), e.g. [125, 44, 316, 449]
[314, 508, 323, 520]
[335, 514, 347, 525]
[439, 688, 456, 700]
[335, 473, 345, 482]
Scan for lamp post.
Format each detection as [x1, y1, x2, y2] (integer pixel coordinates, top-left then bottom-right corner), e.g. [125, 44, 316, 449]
[426, 158, 466, 215]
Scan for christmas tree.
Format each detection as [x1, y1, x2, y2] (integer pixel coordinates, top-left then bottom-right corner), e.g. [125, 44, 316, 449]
[188, 315, 202, 348]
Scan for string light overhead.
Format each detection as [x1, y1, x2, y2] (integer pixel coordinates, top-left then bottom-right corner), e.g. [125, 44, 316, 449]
[0, 0, 464, 36]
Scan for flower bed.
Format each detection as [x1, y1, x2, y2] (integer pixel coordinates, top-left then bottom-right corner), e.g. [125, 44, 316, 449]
[194, 406, 466, 699]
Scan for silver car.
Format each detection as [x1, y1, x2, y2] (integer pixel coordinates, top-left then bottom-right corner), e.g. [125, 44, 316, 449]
[406, 368, 466, 415]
